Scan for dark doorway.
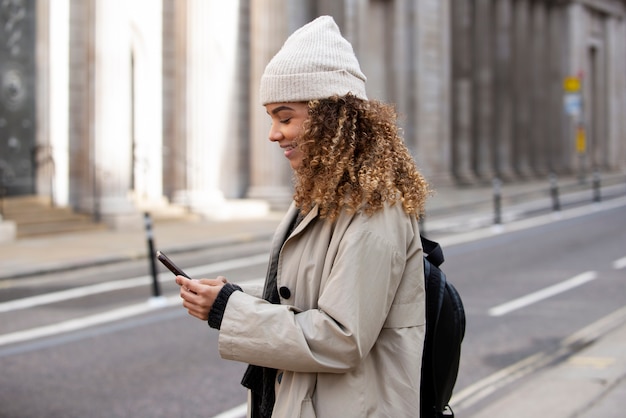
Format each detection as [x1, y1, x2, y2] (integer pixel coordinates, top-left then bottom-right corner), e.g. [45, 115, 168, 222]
[0, 0, 37, 196]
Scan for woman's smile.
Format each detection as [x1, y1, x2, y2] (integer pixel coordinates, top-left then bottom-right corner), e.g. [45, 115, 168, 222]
[282, 141, 298, 158]
[265, 102, 309, 170]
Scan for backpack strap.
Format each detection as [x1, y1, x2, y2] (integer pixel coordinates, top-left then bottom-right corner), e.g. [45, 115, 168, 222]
[421, 235, 445, 267]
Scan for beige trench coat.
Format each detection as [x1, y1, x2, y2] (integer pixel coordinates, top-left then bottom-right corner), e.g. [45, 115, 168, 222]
[219, 202, 426, 417]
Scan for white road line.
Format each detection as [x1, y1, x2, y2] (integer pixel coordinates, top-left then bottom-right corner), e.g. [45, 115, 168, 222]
[612, 256, 626, 270]
[0, 277, 266, 348]
[438, 196, 626, 249]
[212, 403, 247, 418]
[0, 277, 151, 313]
[488, 271, 598, 317]
[0, 254, 268, 313]
[0, 297, 179, 347]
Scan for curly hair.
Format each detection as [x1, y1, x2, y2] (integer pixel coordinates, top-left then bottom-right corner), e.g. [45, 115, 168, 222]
[293, 94, 431, 221]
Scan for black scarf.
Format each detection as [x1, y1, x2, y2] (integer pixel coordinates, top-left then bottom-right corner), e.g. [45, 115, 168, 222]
[241, 210, 303, 418]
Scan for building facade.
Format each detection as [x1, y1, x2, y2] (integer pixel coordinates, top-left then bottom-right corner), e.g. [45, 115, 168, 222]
[0, 0, 625, 231]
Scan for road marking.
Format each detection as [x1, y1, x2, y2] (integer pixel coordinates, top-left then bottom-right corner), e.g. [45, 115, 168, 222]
[488, 271, 598, 317]
[212, 403, 247, 418]
[0, 254, 268, 313]
[437, 196, 626, 249]
[567, 356, 615, 368]
[612, 256, 626, 270]
[0, 278, 266, 348]
[0, 297, 178, 347]
[451, 351, 553, 410]
[451, 305, 626, 413]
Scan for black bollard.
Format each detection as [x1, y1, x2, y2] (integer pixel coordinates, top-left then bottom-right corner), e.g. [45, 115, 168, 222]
[144, 212, 162, 298]
[493, 177, 502, 225]
[592, 170, 601, 203]
[549, 173, 560, 211]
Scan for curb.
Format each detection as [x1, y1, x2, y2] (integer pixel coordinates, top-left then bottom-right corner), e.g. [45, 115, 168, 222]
[458, 306, 626, 417]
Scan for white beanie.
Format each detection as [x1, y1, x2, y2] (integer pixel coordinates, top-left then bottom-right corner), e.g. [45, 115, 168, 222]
[260, 15, 367, 105]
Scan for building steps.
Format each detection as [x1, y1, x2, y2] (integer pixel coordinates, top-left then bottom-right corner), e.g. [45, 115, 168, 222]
[1, 195, 107, 238]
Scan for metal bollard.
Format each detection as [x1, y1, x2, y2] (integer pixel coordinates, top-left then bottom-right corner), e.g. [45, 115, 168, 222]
[144, 212, 162, 298]
[493, 177, 502, 225]
[549, 173, 560, 211]
[592, 170, 601, 203]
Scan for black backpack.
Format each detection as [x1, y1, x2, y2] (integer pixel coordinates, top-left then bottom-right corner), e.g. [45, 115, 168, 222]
[420, 235, 466, 417]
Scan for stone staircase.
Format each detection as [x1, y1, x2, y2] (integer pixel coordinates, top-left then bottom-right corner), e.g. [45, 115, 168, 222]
[0, 195, 107, 238]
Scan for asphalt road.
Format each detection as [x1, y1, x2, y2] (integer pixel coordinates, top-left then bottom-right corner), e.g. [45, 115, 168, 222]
[0, 204, 624, 418]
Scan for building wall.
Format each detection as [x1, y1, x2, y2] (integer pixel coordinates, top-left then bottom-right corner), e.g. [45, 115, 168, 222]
[450, 0, 626, 185]
[26, 0, 626, 224]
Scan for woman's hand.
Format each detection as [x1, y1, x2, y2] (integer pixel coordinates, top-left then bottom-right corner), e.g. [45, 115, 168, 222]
[176, 276, 228, 320]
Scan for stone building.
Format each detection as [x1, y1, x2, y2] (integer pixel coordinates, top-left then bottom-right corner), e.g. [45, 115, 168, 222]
[0, 0, 624, 236]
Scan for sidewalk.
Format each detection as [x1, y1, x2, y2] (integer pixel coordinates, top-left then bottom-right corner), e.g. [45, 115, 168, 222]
[0, 210, 284, 280]
[1, 174, 625, 417]
[2, 174, 623, 280]
[464, 306, 626, 418]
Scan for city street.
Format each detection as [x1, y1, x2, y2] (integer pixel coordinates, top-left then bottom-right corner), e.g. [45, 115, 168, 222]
[2, 2, 625, 417]
[0, 203, 625, 417]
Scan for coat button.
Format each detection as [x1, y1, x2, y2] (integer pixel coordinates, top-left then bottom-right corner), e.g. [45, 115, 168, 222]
[279, 286, 291, 299]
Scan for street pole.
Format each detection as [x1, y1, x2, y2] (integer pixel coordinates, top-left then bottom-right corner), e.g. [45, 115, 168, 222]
[592, 170, 601, 202]
[493, 177, 502, 225]
[143, 212, 162, 299]
[549, 173, 560, 211]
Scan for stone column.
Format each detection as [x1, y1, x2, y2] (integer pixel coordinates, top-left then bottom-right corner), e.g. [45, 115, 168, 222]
[389, 0, 414, 154]
[529, 1, 549, 176]
[606, 16, 626, 170]
[339, 0, 369, 51]
[547, 4, 567, 174]
[91, 0, 139, 229]
[493, 0, 515, 180]
[172, 0, 250, 218]
[161, 0, 187, 200]
[391, 0, 412, 125]
[451, 0, 475, 184]
[127, 0, 163, 206]
[413, 0, 452, 184]
[36, 0, 70, 206]
[247, 0, 293, 209]
[49, 0, 70, 206]
[351, 0, 389, 101]
[512, 0, 533, 178]
[68, 0, 94, 213]
[473, 0, 495, 181]
[588, 13, 608, 171]
[565, 2, 586, 175]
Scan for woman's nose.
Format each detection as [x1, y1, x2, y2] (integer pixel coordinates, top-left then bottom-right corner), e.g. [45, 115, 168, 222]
[268, 124, 282, 142]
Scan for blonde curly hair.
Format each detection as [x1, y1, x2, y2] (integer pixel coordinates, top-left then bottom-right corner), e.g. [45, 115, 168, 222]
[293, 94, 431, 221]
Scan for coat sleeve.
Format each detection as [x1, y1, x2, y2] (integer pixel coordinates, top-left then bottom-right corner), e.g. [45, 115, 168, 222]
[238, 282, 264, 298]
[217, 220, 409, 373]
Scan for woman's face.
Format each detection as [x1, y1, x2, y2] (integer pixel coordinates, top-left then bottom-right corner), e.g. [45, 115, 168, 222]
[265, 102, 309, 170]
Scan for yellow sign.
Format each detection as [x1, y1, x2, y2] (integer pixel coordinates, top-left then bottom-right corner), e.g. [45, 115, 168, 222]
[576, 127, 586, 153]
[564, 76, 581, 92]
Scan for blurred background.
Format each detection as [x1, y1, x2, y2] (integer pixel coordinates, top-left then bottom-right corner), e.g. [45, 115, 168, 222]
[1, 0, 625, 239]
[1, 2, 626, 417]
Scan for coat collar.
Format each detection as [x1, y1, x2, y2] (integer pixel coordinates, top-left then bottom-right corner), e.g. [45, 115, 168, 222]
[277, 202, 319, 243]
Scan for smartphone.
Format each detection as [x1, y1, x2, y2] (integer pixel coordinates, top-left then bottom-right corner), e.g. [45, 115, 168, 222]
[156, 251, 190, 278]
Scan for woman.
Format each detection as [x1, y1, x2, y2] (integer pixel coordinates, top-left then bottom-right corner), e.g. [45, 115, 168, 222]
[176, 15, 431, 417]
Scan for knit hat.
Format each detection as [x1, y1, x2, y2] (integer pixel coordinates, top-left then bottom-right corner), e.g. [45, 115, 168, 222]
[260, 15, 367, 105]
